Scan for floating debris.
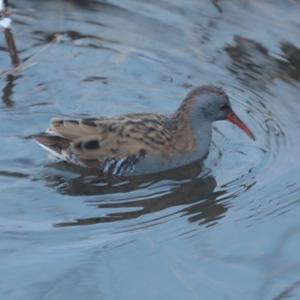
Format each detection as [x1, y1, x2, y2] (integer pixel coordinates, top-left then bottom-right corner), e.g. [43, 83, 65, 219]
[0, 0, 20, 67]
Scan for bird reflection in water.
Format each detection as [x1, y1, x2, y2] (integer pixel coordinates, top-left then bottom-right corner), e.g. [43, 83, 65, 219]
[42, 160, 228, 228]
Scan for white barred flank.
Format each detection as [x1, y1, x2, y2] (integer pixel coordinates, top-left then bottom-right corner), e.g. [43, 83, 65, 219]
[102, 152, 145, 176]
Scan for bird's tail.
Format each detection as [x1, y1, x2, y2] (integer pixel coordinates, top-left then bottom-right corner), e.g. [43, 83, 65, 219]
[32, 134, 70, 160]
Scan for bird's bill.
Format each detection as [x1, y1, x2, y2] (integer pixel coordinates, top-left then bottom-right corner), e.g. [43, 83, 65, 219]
[226, 112, 255, 140]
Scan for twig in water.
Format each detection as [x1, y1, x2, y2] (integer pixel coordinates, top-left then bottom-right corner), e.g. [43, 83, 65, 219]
[0, 0, 20, 67]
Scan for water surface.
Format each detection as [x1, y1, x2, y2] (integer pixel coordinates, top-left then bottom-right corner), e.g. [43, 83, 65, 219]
[1, 1, 300, 299]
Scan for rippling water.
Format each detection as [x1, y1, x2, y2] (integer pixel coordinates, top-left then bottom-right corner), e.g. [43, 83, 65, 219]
[1, 1, 300, 299]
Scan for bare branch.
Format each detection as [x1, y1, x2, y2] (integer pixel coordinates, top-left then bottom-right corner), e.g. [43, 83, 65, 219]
[0, 0, 21, 67]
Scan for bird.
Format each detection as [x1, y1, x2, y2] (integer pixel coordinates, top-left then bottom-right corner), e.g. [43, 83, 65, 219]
[33, 85, 255, 176]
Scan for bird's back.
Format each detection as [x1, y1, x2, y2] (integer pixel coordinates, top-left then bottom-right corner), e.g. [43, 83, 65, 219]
[33, 113, 178, 175]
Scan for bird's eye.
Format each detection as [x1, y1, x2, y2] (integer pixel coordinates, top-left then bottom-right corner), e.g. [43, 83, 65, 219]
[220, 104, 229, 111]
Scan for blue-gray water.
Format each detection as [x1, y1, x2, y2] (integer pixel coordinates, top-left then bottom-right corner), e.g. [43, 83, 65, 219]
[1, 1, 300, 299]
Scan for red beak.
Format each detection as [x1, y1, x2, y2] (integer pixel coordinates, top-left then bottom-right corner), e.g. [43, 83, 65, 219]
[226, 112, 255, 140]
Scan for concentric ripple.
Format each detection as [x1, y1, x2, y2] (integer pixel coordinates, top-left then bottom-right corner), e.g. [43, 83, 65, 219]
[1, 0, 300, 299]
[39, 80, 299, 237]
[1, 0, 299, 240]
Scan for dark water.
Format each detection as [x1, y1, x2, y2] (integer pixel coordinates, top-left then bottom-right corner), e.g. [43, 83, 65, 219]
[1, 0, 300, 299]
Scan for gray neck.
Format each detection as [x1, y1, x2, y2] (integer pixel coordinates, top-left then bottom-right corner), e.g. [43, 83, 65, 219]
[190, 117, 212, 161]
[132, 117, 212, 175]
[173, 107, 213, 163]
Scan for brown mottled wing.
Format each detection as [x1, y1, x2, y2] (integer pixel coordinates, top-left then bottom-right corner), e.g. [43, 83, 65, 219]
[50, 114, 175, 165]
[49, 117, 106, 139]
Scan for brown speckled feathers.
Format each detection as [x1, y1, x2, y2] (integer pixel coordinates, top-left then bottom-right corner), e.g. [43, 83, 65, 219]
[33, 85, 255, 175]
[33, 113, 193, 170]
[53, 114, 176, 156]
